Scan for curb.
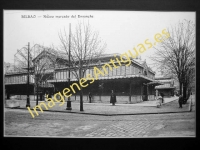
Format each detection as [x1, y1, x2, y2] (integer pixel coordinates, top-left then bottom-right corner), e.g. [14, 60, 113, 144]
[162, 98, 179, 105]
[5, 97, 179, 107]
[5, 106, 190, 116]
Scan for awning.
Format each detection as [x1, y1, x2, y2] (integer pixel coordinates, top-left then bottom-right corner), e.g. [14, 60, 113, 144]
[155, 86, 175, 89]
[47, 78, 77, 83]
[5, 82, 34, 85]
[47, 74, 154, 83]
[147, 81, 163, 86]
[156, 79, 173, 83]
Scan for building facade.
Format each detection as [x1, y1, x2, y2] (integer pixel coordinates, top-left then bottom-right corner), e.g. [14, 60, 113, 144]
[5, 50, 160, 103]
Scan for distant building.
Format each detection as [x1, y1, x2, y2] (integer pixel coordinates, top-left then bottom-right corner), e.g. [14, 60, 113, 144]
[155, 76, 176, 97]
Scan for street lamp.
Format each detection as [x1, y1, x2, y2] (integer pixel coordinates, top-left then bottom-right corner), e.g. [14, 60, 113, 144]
[66, 23, 72, 110]
[97, 60, 102, 101]
[26, 42, 30, 107]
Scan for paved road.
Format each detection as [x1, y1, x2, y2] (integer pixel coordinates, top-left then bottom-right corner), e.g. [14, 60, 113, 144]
[4, 108, 195, 137]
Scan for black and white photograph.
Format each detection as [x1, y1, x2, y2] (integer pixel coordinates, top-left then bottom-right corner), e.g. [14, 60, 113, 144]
[3, 10, 195, 137]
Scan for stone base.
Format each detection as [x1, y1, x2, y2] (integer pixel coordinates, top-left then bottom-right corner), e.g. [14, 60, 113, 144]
[5, 100, 20, 108]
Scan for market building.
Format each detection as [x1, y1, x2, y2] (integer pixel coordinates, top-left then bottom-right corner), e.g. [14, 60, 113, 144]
[4, 50, 161, 103]
[46, 52, 160, 103]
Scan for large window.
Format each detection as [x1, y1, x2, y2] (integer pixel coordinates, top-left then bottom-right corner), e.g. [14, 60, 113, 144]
[21, 76, 23, 83]
[112, 67, 117, 76]
[85, 69, 89, 77]
[19, 76, 21, 83]
[121, 66, 126, 75]
[55, 72, 59, 79]
[104, 67, 109, 76]
[63, 71, 66, 79]
[131, 66, 135, 74]
[126, 65, 130, 75]
[116, 66, 121, 75]
[55, 72, 58, 79]
[109, 67, 112, 76]
[13, 76, 15, 83]
[59, 72, 61, 79]
[135, 67, 138, 74]
[70, 71, 74, 79]
[60, 70, 63, 79]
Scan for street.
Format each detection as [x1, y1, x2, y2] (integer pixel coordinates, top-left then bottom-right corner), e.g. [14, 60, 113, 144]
[4, 108, 195, 137]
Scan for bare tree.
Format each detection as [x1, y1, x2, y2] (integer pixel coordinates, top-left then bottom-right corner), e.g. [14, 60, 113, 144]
[14, 44, 64, 105]
[58, 21, 106, 111]
[150, 20, 195, 101]
[182, 59, 195, 101]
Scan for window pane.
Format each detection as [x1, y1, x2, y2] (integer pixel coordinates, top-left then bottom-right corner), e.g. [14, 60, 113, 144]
[113, 67, 116, 76]
[116, 66, 120, 75]
[60, 71, 63, 79]
[131, 66, 134, 74]
[63, 71, 66, 79]
[121, 66, 125, 75]
[126, 65, 130, 75]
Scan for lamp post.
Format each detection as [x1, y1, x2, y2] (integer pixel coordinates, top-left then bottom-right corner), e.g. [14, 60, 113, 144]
[66, 23, 72, 110]
[26, 42, 30, 107]
[42, 68, 46, 101]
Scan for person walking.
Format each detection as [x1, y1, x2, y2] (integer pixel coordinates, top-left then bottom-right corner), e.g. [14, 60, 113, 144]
[49, 91, 52, 99]
[45, 91, 48, 101]
[160, 93, 164, 103]
[110, 90, 116, 106]
[179, 94, 183, 108]
[89, 92, 92, 103]
[156, 93, 162, 108]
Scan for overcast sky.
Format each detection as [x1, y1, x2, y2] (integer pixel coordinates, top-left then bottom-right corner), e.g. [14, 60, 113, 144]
[4, 10, 195, 71]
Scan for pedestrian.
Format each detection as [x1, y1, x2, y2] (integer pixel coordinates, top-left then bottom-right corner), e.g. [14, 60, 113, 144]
[49, 91, 52, 98]
[156, 93, 162, 108]
[155, 90, 158, 100]
[45, 91, 51, 101]
[89, 92, 92, 103]
[40, 92, 43, 101]
[179, 94, 183, 108]
[160, 93, 164, 103]
[45, 91, 48, 101]
[110, 90, 116, 106]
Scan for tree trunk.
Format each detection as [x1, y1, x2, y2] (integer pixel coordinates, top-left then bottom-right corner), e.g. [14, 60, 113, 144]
[179, 81, 183, 95]
[188, 88, 192, 99]
[80, 89, 83, 111]
[36, 84, 39, 105]
[183, 84, 187, 104]
[79, 67, 84, 111]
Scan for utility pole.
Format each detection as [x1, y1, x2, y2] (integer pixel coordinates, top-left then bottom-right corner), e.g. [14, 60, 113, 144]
[26, 42, 30, 107]
[66, 23, 72, 110]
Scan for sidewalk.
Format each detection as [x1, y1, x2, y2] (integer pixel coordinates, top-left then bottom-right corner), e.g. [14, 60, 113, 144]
[5, 96, 192, 116]
[131, 96, 179, 106]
